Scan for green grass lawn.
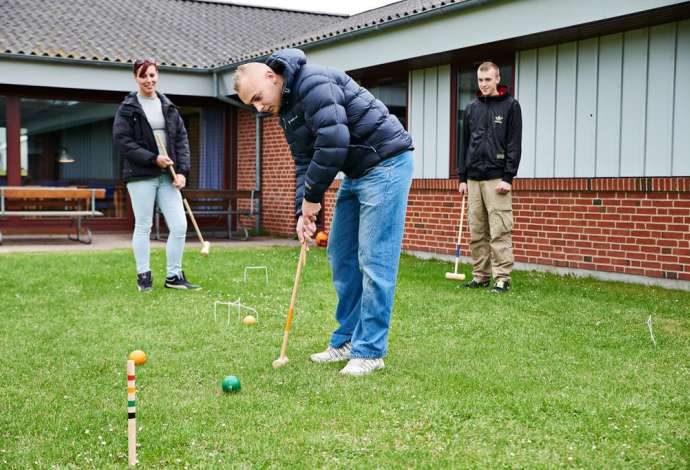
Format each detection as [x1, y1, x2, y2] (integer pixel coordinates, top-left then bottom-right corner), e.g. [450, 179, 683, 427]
[1, 246, 689, 468]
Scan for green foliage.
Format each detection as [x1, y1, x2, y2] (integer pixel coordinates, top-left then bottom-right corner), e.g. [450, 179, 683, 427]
[0, 247, 688, 468]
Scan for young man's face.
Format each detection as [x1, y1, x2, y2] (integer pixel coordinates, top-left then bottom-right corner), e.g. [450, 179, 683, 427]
[477, 68, 500, 96]
[237, 67, 283, 115]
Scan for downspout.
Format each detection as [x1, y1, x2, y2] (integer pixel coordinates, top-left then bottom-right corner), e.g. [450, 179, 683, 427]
[213, 71, 262, 234]
[254, 114, 262, 234]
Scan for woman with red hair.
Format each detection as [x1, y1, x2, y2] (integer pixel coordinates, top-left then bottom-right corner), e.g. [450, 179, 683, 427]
[113, 58, 201, 292]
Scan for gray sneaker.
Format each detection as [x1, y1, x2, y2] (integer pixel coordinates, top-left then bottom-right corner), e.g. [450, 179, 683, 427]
[340, 358, 385, 377]
[310, 342, 352, 363]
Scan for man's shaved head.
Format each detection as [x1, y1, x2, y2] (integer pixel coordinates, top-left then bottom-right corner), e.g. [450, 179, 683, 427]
[234, 62, 284, 115]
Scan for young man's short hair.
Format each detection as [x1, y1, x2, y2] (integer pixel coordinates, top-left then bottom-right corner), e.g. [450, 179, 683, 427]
[233, 64, 248, 94]
[478, 61, 500, 76]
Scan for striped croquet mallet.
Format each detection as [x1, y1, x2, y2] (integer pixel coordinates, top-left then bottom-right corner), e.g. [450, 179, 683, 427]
[127, 360, 137, 466]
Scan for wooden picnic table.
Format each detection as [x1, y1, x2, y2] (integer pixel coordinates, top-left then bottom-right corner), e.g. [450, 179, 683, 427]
[0, 186, 106, 244]
[154, 189, 260, 241]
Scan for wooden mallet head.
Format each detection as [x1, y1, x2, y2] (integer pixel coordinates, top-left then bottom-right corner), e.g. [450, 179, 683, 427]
[272, 356, 289, 369]
[201, 241, 210, 257]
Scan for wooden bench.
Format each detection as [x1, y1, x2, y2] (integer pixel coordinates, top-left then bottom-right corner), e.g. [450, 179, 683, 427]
[155, 189, 260, 241]
[0, 186, 106, 244]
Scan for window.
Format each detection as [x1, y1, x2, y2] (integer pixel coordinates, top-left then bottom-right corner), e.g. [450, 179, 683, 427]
[363, 77, 408, 129]
[19, 98, 122, 215]
[0, 96, 6, 179]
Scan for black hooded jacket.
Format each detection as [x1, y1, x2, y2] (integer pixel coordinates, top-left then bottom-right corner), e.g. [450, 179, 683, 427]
[266, 49, 413, 215]
[458, 86, 522, 184]
[113, 92, 191, 181]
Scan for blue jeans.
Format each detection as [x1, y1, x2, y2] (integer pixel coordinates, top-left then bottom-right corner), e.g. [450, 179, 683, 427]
[127, 175, 187, 277]
[327, 150, 414, 359]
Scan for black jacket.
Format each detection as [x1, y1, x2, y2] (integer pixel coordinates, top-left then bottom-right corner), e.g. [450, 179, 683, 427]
[113, 92, 191, 181]
[266, 49, 413, 215]
[458, 86, 522, 184]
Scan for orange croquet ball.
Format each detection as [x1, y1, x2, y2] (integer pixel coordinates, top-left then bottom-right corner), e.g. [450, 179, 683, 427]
[242, 315, 257, 326]
[128, 350, 147, 365]
[315, 230, 328, 247]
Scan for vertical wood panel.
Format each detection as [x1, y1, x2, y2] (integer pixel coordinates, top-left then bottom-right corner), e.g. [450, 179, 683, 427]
[535, 45, 557, 177]
[596, 33, 623, 176]
[673, 19, 690, 176]
[575, 37, 598, 177]
[409, 69, 425, 179]
[423, 67, 439, 178]
[554, 42, 577, 177]
[620, 28, 649, 176]
[645, 23, 676, 176]
[436, 64, 451, 179]
[517, 49, 537, 178]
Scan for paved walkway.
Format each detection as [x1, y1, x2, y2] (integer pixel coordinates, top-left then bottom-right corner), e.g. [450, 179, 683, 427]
[0, 232, 299, 254]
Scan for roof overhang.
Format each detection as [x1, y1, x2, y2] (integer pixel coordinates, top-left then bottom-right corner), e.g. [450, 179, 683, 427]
[0, 54, 215, 97]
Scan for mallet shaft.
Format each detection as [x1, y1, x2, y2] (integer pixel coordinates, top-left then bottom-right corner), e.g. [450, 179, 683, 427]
[154, 134, 207, 246]
[276, 243, 307, 361]
[452, 195, 466, 274]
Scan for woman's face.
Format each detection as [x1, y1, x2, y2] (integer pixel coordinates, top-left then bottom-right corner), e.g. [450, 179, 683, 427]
[135, 64, 158, 96]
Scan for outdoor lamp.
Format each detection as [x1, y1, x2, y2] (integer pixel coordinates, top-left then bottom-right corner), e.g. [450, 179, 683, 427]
[58, 148, 75, 164]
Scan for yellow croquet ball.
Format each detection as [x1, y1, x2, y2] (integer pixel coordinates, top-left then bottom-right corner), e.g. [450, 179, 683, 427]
[242, 315, 257, 326]
[128, 350, 147, 365]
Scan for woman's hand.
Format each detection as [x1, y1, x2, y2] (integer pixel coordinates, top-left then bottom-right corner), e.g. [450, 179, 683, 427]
[173, 174, 186, 189]
[156, 155, 173, 168]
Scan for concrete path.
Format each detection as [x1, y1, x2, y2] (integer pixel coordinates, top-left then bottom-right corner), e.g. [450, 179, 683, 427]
[0, 232, 299, 254]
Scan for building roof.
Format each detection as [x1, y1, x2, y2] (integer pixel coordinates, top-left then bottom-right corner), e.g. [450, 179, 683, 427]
[0, 0, 341, 69]
[224, 0, 479, 64]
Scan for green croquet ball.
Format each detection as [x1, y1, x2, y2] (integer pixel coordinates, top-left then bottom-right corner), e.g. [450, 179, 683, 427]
[221, 375, 241, 393]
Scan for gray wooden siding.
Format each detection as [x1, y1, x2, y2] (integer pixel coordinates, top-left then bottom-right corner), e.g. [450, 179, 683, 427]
[408, 64, 451, 179]
[517, 20, 690, 178]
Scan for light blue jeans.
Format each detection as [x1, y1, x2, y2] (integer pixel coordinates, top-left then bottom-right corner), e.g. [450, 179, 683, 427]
[127, 175, 187, 277]
[328, 150, 414, 359]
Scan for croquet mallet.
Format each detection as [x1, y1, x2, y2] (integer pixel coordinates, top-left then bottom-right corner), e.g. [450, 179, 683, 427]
[445, 194, 467, 281]
[273, 242, 308, 369]
[154, 134, 210, 257]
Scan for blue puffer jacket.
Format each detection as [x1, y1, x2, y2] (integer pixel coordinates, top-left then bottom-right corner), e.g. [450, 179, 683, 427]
[266, 49, 413, 215]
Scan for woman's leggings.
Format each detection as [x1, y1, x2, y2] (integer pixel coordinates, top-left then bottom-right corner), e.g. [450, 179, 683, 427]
[127, 175, 187, 277]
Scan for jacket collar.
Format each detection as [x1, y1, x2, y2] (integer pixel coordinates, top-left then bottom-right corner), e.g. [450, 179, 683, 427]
[477, 85, 511, 102]
[265, 48, 307, 114]
[122, 91, 174, 111]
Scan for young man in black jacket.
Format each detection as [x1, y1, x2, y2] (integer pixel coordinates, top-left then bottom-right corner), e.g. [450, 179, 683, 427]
[458, 62, 522, 293]
[233, 49, 414, 376]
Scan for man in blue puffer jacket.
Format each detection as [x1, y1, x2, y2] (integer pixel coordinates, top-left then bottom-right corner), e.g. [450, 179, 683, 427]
[234, 48, 414, 376]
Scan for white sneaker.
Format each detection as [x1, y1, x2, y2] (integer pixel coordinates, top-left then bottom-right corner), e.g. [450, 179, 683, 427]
[310, 342, 352, 363]
[340, 358, 385, 377]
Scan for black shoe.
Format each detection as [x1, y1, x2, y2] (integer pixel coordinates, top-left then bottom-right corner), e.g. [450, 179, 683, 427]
[491, 279, 511, 293]
[461, 279, 490, 289]
[137, 271, 153, 293]
[164, 271, 201, 290]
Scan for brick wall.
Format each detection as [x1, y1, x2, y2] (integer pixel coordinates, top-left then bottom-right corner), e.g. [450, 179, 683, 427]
[388, 178, 690, 282]
[236, 111, 295, 235]
[237, 114, 690, 282]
